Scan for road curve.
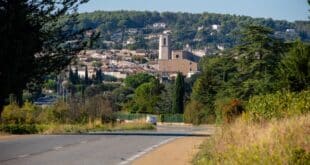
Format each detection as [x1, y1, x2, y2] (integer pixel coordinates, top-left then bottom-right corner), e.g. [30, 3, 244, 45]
[0, 125, 212, 165]
[0, 134, 174, 165]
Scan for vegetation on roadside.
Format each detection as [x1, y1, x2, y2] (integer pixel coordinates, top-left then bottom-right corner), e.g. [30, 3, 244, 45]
[0, 123, 155, 135]
[243, 90, 310, 122]
[0, 98, 155, 134]
[193, 90, 310, 164]
[194, 114, 310, 165]
[191, 21, 309, 163]
[184, 24, 309, 125]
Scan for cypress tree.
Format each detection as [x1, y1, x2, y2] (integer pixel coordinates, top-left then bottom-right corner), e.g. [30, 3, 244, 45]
[172, 72, 185, 114]
[98, 68, 103, 83]
[74, 68, 79, 84]
[69, 67, 75, 84]
[85, 66, 89, 85]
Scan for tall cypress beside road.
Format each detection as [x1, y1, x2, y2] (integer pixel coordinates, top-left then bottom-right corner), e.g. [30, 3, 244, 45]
[172, 72, 185, 114]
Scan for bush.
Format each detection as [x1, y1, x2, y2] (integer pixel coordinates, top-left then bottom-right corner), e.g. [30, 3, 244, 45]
[51, 101, 70, 123]
[36, 107, 54, 124]
[215, 98, 244, 124]
[85, 95, 116, 124]
[1, 103, 25, 124]
[0, 124, 45, 134]
[244, 90, 310, 122]
[291, 148, 310, 165]
[160, 114, 184, 123]
[1, 102, 57, 125]
[22, 101, 39, 124]
[184, 100, 207, 125]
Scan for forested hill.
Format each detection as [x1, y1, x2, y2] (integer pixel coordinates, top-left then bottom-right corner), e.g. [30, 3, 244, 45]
[68, 10, 310, 50]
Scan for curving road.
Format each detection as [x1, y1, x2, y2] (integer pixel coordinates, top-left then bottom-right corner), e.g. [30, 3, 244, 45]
[0, 125, 211, 165]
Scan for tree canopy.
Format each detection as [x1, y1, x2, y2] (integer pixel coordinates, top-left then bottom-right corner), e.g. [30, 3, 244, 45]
[124, 73, 155, 89]
[63, 10, 309, 50]
[0, 0, 88, 110]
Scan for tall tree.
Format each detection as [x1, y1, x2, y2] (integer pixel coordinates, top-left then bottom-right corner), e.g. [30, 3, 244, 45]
[0, 0, 88, 110]
[74, 68, 79, 84]
[172, 73, 185, 114]
[129, 79, 164, 114]
[157, 83, 174, 114]
[94, 68, 103, 84]
[233, 25, 286, 98]
[279, 40, 310, 91]
[84, 65, 89, 85]
[69, 67, 75, 84]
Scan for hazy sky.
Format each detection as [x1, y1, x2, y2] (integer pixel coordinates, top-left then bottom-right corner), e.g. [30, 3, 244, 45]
[78, 0, 309, 22]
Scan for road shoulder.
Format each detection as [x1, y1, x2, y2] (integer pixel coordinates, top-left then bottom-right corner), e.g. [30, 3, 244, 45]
[0, 134, 28, 141]
[132, 136, 207, 165]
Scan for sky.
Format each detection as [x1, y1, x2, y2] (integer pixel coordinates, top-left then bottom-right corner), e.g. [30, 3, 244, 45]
[78, 0, 309, 22]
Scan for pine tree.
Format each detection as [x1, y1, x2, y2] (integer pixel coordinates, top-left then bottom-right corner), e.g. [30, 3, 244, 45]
[279, 40, 310, 91]
[172, 73, 185, 114]
[0, 0, 88, 109]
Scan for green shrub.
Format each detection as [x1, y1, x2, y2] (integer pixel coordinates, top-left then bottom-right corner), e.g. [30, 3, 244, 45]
[1, 103, 25, 124]
[184, 100, 207, 125]
[160, 114, 184, 123]
[291, 148, 310, 165]
[244, 90, 310, 122]
[159, 114, 164, 122]
[0, 124, 45, 134]
[51, 101, 70, 123]
[22, 101, 39, 124]
[85, 95, 116, 124]
[36, 107, 55, 124]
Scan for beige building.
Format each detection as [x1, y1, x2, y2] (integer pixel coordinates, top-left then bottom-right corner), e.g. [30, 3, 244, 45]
[158, 34, 200, 77]
[158, 59, 198, 77]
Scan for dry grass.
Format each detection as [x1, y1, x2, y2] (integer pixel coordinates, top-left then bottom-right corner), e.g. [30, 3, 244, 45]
[41, 121, 155, 134]
[194, 114, 310, 165]
[0, 121, 155, 135]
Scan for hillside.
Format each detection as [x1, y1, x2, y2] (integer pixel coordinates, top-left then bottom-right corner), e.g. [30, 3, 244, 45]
[63, 11, 310, 52]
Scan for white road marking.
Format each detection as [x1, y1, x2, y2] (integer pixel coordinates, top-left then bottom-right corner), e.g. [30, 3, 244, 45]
[80, 140, 87, 144]
[119, 137, 177, 165]
[53, 146, 63, 150]
[18, 154, 29, 158]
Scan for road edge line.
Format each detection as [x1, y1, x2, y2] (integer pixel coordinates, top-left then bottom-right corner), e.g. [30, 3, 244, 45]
[119, 137, 177, 165]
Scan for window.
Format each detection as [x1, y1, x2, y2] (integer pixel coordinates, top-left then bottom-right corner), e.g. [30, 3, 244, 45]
[163, 38, 166, 46]
[176, 55, 179, 58]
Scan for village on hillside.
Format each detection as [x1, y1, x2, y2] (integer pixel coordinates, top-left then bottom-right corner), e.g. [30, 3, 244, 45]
[70, 30, 206, 82]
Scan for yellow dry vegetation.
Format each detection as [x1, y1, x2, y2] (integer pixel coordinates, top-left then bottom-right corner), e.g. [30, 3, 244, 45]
[194, 114, 310, 165]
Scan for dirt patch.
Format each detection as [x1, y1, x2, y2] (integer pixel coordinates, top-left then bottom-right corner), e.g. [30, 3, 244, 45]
[132, 137, 207, 165]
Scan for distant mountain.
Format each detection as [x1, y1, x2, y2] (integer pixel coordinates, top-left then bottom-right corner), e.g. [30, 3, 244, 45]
[64, 11, 310, 51]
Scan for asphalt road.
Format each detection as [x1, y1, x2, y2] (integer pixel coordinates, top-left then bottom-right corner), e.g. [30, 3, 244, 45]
[0, 125, 211, 165]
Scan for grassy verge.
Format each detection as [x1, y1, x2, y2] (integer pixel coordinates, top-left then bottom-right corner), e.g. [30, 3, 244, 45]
[0, 122, 155, 134]
[193, 114, 310, 165]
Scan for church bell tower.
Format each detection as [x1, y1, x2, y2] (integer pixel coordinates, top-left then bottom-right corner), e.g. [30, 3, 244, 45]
[159, 34, 171, 60]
